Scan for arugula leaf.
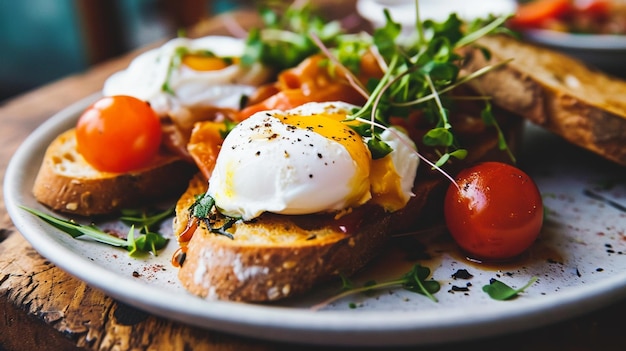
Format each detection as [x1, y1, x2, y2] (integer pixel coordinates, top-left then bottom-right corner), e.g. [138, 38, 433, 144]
[20, 206, 168, 256]
[482, 277, 538, 301]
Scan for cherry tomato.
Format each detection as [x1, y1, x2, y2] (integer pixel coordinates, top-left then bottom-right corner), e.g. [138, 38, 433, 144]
[443, 162, 544, 262]
[76, 95, 162, 173]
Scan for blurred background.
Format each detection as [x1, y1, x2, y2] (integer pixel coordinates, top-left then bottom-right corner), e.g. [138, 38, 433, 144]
[0, 0, 248, 102]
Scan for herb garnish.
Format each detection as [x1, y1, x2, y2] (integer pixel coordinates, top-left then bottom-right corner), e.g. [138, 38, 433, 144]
[311, 264, 440, 310]
[20, 206, 170, 256]
[242, 1, 342, 70]
[339, 7, 515, 167]
[188, 192, 240, 239]
[482, 276, 538, 301]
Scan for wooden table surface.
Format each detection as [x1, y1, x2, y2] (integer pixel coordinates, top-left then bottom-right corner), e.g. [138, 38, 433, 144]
[2, 4, 626, 351]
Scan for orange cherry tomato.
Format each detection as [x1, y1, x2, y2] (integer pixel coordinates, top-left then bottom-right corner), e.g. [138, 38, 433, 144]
[444, 162, 544, 262]
[76, 95, 162, 173]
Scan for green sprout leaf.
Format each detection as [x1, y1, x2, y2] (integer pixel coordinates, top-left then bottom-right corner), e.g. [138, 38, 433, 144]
[120, 206, 174, 233]
[423, 127, 454, 147]
[335, 3, 515, 168]
[367, 136, 393, 159]
[400, 264, 440, 302]
[242, 1, 342, 70]
[311, 264, 440, 310]
[482, 276, 538, 301]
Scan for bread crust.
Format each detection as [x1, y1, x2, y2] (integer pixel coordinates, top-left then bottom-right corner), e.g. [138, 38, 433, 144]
[32, 129, 196, 216]
[461, 35, 626, 166]
[175, 174, 393, 302]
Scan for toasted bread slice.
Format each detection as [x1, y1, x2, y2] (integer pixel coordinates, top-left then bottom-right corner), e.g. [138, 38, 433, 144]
[32, 128, 196, 216]
[174, 174, 400, 302]
[461, 34, 626, 166]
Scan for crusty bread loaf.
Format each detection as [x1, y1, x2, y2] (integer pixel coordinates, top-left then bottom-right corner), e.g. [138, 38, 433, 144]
[32, 128, 196, 216]
[174, 173, 395, 302]
[460, 34, 626, 166]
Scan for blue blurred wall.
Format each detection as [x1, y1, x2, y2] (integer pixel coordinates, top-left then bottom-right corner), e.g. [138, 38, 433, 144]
[0, 0, 242, 102]
[0, 0, 86, 101]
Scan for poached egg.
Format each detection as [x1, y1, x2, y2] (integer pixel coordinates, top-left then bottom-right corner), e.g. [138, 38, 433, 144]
[102, 36, 271, 116]
[207, 101, 420, 220]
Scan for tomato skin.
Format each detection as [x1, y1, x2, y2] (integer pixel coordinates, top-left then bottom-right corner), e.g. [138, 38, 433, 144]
[76, 95, 162, 173]
[443, 162, 544, 262]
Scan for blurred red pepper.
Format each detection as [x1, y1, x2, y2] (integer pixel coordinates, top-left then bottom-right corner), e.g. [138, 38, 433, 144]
[509, 0, 573, 29]
[577, 0, 611, 18]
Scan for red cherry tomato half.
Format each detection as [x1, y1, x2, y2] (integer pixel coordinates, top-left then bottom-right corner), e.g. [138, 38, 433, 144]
[76, 95, 162, 173]
[443, 162, 544, 262]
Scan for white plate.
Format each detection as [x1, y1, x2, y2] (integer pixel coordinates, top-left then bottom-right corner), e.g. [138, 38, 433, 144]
[522, 29, 626, 76]
[356, 0, 517, 27]
[5, 95, 626, 347]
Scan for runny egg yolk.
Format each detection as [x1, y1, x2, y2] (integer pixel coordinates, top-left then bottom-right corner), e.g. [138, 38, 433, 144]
[283, 110, 412, 213]
[182, 54, 237, 71]
[279, 112, 372, 209]
[370, 156, 406, 211]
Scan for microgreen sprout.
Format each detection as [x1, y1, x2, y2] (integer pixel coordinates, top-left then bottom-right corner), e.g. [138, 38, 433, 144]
[482, 276, 538, 300]
[241, 1, 342, 70]
[311, 264, 440, 311]
[307, 0, 516, 185]
[20, 206, 170, 256]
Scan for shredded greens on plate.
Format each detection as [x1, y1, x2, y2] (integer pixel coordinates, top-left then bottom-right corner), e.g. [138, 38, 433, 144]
[21, 206, 171, 256]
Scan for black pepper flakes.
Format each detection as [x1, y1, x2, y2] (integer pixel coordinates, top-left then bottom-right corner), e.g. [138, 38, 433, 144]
[450, 285, 470, 292]
[452, 269, 473, 280]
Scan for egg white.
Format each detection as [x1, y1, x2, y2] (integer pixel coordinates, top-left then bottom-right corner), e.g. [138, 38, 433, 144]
[102, 36, 271, 116]
[208, 101, 420, 220]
